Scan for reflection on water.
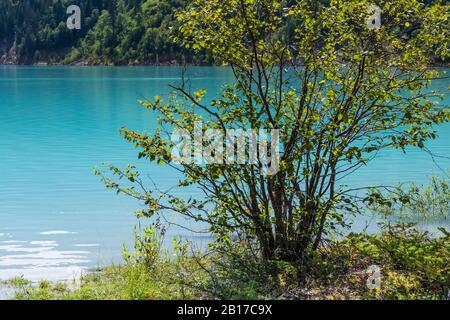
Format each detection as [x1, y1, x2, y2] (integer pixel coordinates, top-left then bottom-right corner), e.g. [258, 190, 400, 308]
[0, 234, 89, 282]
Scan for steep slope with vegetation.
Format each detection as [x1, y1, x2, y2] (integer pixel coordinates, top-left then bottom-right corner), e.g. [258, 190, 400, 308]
[0, 0, 212, 65]
[1, 0, 447, 65]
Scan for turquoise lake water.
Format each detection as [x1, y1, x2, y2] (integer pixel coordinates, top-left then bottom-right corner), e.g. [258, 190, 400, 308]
[0, 66, 448, 282]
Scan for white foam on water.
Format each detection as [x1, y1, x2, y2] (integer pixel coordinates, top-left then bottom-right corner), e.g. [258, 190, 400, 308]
[29, 241, 58, 246]
[0, 239, 91, 282]
[39, 231, 77, 235]
[74, 244, 100, 247]
[0, 245, 56, 253]
[1, 241, 27, 244]
[0, 266, 88, 283]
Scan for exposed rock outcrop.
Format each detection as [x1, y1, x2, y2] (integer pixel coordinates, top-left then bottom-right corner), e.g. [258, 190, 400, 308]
[0, 41, 18, 65]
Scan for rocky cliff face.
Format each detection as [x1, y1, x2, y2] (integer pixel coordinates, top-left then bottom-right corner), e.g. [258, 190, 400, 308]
[0, 41, 18, 65]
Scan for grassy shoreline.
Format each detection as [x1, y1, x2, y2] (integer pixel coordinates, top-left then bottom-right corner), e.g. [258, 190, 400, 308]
[5, 224, 449, 301]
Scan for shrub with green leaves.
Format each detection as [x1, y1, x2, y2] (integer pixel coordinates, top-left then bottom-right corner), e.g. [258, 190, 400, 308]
[98, 0, 449, 265]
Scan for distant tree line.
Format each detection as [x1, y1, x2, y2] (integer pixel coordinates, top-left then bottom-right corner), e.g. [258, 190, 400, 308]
[0, 0, 212, 65]
[0, 0, 447, 65]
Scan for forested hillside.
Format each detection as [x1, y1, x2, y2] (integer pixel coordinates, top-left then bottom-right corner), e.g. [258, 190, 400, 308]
[0, 0, 447, 65]
[0, 0, 211, 65]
